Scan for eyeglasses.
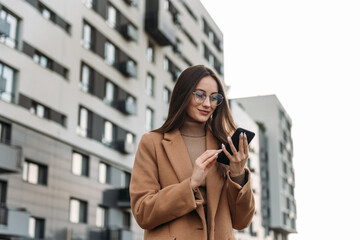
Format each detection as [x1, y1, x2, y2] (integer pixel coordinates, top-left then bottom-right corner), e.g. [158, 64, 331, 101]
[192, 90, 224, 106]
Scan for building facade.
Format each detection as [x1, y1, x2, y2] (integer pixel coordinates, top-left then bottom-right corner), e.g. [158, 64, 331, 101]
[0, 0, 224, 239]
[234, 95, 297, 240]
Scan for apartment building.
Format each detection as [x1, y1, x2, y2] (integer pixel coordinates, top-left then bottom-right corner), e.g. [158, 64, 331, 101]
[0, 0, 224, 239]
[234, 95, 297, 240]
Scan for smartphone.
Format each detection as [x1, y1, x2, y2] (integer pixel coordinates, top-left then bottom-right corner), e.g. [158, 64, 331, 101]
[217, 127, 255, 165]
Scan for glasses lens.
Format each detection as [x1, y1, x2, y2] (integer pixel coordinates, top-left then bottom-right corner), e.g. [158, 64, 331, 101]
[210, 93, 223, 106]
[193, 92, 206, 103]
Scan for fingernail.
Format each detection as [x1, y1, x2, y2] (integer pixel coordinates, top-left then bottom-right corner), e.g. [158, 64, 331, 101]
[221, 143, 225, 148]
[217, 148, 223, 152]
[227, 136, 231, 142]
[214, 152, 219, 156]
[244, 133, 247, 138]
[240, 132, 244, 137]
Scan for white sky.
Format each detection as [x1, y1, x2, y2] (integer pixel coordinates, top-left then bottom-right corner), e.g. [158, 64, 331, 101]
[200, 0, 360, 239]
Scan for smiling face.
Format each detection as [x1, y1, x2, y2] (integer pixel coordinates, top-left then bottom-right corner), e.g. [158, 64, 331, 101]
[186, 76, 219, 123]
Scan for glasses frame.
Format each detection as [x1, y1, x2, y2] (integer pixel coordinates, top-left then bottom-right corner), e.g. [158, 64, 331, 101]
[192, 90, 224, 107]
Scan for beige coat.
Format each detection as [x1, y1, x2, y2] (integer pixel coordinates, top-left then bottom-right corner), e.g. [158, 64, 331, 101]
[130, 128, 255, 240]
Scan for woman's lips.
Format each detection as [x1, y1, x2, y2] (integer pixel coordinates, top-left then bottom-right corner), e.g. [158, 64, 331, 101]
[198, 109, 210, 115]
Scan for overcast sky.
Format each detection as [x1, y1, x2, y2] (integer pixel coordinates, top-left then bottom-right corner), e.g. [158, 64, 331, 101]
[200, 0, 360, 239]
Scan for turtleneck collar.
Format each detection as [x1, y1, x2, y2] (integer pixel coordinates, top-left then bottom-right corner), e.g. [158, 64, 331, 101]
[179, 116, 206, 137]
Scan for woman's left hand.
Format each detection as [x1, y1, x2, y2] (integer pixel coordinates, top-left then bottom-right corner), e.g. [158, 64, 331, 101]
[221, 132, 249, 176]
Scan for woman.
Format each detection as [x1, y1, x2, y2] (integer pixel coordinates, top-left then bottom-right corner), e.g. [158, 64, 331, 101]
[130, 65, 255, 240]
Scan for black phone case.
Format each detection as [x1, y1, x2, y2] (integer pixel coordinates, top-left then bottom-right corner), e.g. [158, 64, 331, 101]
[217, 127, 255, 165]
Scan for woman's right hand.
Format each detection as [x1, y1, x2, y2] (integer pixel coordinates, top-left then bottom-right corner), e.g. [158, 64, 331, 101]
[190, 149, 222, 190]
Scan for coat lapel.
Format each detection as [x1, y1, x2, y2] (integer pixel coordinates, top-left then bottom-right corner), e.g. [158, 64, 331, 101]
[205, 128, 225, 225]
[161, 129, 193, 182]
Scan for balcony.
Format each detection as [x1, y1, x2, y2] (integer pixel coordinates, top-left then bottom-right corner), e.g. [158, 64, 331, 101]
[0, 205, 30, 238]
[0, 143, 22, 174]
[119, 61, 137, 78]
[118, 96, 136, 116]
[145, 0, 176, 46]
[120, 23, 138, 42]
[102, 188, 131, 209]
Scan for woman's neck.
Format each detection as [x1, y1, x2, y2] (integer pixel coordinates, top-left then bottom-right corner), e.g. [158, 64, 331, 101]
[180, 116, 206, 137]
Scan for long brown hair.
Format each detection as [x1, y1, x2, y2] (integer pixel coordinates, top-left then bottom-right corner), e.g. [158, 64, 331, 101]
[153, 65, 236, 144]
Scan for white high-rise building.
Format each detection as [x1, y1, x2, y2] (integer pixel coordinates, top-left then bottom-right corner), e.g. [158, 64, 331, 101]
[234, 95, 297, 240]
[0, 0, 224, 239]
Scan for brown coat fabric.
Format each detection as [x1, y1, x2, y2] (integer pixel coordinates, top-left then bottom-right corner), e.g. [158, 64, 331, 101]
[130, 128, 255, 240]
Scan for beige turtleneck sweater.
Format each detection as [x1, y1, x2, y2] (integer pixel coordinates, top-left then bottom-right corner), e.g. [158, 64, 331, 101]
[179, 118, 247, 206]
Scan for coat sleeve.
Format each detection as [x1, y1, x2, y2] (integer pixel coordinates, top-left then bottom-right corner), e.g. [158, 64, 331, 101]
[130, 133, 198, 230]
[226, 168, 255, 230]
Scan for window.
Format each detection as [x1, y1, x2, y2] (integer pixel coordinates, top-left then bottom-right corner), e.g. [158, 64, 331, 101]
[105, 41, 115, 66]
[146, 74, 154, 97]
[102, 121, 114, 145]
[104, 81, 115, 105]
[99, 162, 110, 184]
[33, 51, 51, 68]
[107, 5, 116, 28]
[29, 217, 45, 239]
[70, 198, 87, 223]
[0, 8, 19, 48]
[30, 102, 49, 119]
[80, 63, 93, 92]
[22, 160, 47, 185]
[77, 107, 89, 137]
[145, 107, 154, 131]
[96, 206, 108, 228]
[163, 87, 171, 104]
[72, 151, 89, 177]
[82, 23, 93, 50]
[147, 42, 154, 62]
[0, 62, 16, 103]
[0, 180, 7, 204]
[163, 58, 169, 71]
[123, 211, 131, 229]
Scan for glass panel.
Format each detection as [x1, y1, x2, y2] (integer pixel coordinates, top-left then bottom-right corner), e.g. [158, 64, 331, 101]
[79, 108, 88, 134]
[36, 104, 45, 118]
[22, 161, 28, 181]
[29, 217, 36, 238]
[145, 108, 153, 131]
[163, 58, 169, 71]
[28, 163, 39, 184]
[105, 82, 114, 104]
[1, 65, 14, 102]
[96, 206, 105, 227]
[146, 75, 154, 96]
[70, 199, 80, 223]
[103, 121, 113, 144]
[105, 42, 115, 65]
[83, 24, 91, 49]
[39, 56, 48, 68]
[126, 133, 133, 144]
[72, 152, 82, 176]
[42, 8, 51, 20]
[107, 5, 116, 28]
[99, 162, 107, 184]
[147, 44, 154, 62]
[81, 65, 90, 92]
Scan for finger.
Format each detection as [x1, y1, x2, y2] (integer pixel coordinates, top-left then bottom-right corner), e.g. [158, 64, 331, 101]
[227, 136, 237, 156]
[238, 132, 244, 155]
[205, 158, 217, 170]
[243, 133, 249, 156]
[197, 150, 218, 164]
[200, 150, 221, 167]
[221, 143, 233, 161]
